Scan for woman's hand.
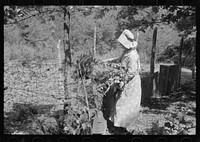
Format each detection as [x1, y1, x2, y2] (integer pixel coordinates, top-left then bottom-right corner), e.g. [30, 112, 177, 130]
[119, 81, 125, 88]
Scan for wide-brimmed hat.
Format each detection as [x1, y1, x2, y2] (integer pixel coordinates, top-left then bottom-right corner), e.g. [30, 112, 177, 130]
[117, 29, 138, 49]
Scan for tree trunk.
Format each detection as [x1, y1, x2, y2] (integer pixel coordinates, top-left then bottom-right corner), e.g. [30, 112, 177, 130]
[150, 27, 157, 97]
[63, 7, 71, 110]
[93, 26, 98, 109]
[178, 36, 184, 86]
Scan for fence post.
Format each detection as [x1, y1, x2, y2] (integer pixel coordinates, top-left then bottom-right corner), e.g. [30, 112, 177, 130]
[192, 38, 196, 79]
[150, 27, 157, 97]
[57, 40, 62, 69]
[178, 36, 184, 87]
[150, 27, 157, 76]
[57, 39, 63, 98]
[94, 26, 96, 58]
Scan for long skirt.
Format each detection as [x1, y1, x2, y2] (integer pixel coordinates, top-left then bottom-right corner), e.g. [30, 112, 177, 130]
[102, 74, 141, 128]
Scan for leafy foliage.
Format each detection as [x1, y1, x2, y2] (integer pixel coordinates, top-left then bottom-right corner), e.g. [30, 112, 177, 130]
[4, 6, 196, 64]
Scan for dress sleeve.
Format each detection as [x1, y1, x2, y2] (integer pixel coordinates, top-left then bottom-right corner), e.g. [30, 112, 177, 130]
[121, 51, 140, 82]
[137, 54, 141, 72]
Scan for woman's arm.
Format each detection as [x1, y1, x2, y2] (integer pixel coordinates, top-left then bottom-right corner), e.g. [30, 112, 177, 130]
[137, 55, 141, 72]
[102, 49, 127, 64]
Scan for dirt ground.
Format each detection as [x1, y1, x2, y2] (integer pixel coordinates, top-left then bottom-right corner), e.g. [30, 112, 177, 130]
[4, 62, 196, 135]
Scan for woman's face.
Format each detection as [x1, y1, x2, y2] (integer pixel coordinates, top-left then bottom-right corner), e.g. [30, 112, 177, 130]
[121, 45, 135, 52]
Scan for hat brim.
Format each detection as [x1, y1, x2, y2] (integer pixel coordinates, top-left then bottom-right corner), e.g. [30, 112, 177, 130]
[117, 31, 138, 49]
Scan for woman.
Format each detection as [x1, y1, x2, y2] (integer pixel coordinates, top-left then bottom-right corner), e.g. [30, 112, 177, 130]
[103, 29, 141, 133]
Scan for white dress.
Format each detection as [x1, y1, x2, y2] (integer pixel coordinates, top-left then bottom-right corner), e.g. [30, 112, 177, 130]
[105, 49, 142, 128]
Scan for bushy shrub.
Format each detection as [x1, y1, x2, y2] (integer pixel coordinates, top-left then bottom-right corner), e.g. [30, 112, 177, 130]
[31, 114, 60, 135]
[36, 115, 59, 135]
[146, 120, 166, 135]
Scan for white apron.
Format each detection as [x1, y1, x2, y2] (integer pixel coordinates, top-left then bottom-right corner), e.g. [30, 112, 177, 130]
[104, 49, 142, 128]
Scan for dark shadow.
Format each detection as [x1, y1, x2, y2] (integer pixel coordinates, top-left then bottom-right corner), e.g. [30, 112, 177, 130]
[106, 119, 132, 135]
[4, 103, 55, 134]
[140, 71, 159, 100]
[141, 76, 196, 111]
[5, 103, 55, 117]
[102, 83, 120, 121]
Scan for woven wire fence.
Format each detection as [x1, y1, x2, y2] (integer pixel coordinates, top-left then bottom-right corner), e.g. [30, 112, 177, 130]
[4, 59, 66, 113]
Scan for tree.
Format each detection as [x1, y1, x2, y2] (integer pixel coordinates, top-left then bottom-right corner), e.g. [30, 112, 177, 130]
[62, 6, 72, 111]
[4, 6, 65, 62]
[69, 6, 120, 59]
[161, 6, 196, 36]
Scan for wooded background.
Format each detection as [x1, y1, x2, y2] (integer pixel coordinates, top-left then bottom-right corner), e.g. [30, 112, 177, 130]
[4, 6, 196, 67]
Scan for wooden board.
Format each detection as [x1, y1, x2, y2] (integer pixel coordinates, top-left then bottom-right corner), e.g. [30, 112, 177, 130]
[158, 65, 179, 96]
[168, 65, 179, 92]
[159, 65, 170, 96]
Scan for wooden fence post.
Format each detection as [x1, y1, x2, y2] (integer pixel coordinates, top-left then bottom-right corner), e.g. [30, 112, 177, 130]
[94, 26, 96, 58]
[57, 40, 62, 69]
[178, 36, 184, 87]
[192, 38, 196, 79]
[57, 39, 63, 97]
[150, 27, 157, 97]
[150, 27, 157, 76]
